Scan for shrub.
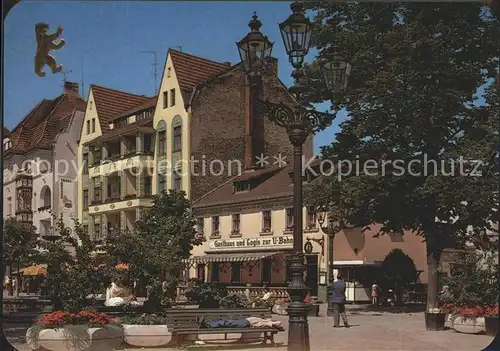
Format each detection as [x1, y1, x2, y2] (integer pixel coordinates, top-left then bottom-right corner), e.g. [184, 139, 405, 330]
[219, 293, 248, 308]
[120, 313, 169, 325]
[185, 279, 227, 308]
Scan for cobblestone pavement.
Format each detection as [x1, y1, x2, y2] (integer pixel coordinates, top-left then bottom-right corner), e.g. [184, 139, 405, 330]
[6, 305, 495, 351]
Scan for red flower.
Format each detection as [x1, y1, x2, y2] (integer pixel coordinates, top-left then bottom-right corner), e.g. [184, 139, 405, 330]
[485, 305, 498, 316]
[35, 311, 115, 328]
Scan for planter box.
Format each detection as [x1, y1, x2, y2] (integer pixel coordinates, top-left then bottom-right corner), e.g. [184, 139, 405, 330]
[451, 316, 485, 334]
[122, 324, 171, 347]
[26, 325, 123, 351]
[308, 304, 320, 317]
[425, 312, 446, 331]
[484, 316, 498, 337]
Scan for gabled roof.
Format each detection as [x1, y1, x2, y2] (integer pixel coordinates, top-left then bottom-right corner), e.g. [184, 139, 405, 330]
[90, 85, 153, 132]
[6, 92, 85, 155]
[193, 165, 294, 208]
[169, 49, 231, 103]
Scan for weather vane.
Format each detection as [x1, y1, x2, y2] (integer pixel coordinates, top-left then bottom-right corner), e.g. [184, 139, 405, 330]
[34, 22, 65, 77]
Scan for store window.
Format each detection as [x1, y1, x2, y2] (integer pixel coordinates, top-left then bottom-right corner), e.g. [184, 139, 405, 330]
[211, 262, 220, 282]
[262, 258, 272, 283]
[197, 264, 206, 282]
[231, 262, 241, 284]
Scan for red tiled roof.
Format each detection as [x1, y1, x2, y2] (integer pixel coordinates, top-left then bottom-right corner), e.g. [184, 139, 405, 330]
[6, 92, 85, 155]
[90, 85, 153, 132]
[169, 49, 231, 102]
[193, 166, 294, 208]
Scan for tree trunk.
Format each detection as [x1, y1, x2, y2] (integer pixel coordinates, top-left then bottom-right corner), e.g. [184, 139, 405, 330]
[426, 247, 443, 309]
[8, 263, 13, 296]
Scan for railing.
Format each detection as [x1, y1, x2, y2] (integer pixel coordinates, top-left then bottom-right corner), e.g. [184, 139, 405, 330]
[176, 284, 289, 302]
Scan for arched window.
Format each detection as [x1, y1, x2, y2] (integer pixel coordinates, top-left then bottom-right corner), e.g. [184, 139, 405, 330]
[40, 185, 51, 209]
[171, 115, 182, 153]
[156, 120, 167, 156]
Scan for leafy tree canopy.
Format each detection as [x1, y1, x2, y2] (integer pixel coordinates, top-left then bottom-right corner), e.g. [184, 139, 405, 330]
[302, 2, 499, 308]
[104, 190, 204, 309]
[381, 248, 418, 287]
[3, 217, 38, 267]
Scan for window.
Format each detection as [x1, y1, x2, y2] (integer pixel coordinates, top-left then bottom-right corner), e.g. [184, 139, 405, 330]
[262, 210, 272, 232]
[262, 258, 272, 283]
[231, 262, 241, 283]
[167, 67, 172, 78]
[234, 181, 249, 193]
[144, 134, 152, 153]
[158, 131, 166, 155]
[83, 153, 88, 174]
[86, 120, 90, 135]
[93, 146, 101, 164]
[212, 216, 220, 235]
[94, 222, 101, 240]
[210, 263, 220, 282]
[173, 170, 182, 191]
[173, 126, 182, 152]
[116, 118, 127, 128]
[83, 189, 89, 209]
[7, 197, 12, 216]
[163, 91, 168, 108]
[93, 178, 101, 202]
[306, 206, 317, 229]
[159, 176, 166, 193]
[83, 225, 89, 234]
[144, 176, 152, 196]
[197, 217, 204, 235]
[170, 88, 176, 107]
[197, 264, 205, 282]
[286, 208, 294, 231]
[232, 214, 240, 234]
[91, 118, 96, 133]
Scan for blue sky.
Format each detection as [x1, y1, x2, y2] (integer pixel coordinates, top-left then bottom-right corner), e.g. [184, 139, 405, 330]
[3, 1, 345, 154]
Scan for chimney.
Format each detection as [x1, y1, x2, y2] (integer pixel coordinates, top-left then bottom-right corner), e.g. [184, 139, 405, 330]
[244, 76, 265, 170]
[64, 81, 80, 94]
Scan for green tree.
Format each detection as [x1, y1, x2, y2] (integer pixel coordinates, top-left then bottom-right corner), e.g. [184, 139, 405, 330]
[444, 249, 499, 308]
[303, 2, 499, 309]
[105, 190, 204, 311]
[3, 217, 38, 295]
[381, 248, 418, 303]
[36, 216, 109, 311]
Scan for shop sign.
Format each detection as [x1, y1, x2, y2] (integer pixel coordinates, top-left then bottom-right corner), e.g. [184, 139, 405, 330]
[208, 235, 293, 251]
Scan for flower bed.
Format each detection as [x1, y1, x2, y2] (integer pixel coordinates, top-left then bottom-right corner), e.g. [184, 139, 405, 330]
[26, 311, 123, 351]
[120, 313, 171, 347]
[440, 304, 499, 334]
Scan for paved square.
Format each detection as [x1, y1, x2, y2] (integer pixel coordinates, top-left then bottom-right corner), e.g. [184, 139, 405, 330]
[6, 306, 495, 351]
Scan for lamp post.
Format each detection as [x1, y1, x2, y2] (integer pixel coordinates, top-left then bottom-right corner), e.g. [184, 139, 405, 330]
[316, 206, 343, 316]
[236, 3, 350, 350]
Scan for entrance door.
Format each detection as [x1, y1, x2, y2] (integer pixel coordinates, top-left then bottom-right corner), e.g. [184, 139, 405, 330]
[305, 255, 319, 296]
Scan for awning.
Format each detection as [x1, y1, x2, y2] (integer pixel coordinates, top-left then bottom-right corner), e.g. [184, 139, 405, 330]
[184, 252, 284, 264]
[23, 264, 48, 276]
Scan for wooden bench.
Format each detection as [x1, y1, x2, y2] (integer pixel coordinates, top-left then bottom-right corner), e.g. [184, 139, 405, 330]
[164, 307, 283, 345]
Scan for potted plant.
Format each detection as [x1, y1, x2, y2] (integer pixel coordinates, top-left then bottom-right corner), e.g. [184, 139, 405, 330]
[304, 296, 319, 317]
[120, 313, 171, 347]
[425, 308, 447, 331]
[484, 305, 498, 337]
[26, 310, 122, 351]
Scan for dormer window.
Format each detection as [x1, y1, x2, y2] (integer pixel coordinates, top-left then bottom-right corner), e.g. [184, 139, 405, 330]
[167, 67, 172, 78]
[3, 138, 12, 151]
[234, 181, 250, 193]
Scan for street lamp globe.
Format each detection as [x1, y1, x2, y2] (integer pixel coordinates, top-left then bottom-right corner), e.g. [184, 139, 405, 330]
[320, 48, 352, 94]
[236, 12, 274, 77]
[279, 2, 313, 68]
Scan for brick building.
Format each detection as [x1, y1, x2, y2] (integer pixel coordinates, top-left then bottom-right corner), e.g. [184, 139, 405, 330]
[77, 49, 310, 239]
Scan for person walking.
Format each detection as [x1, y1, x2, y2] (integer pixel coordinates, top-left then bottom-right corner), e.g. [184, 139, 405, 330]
[371, 282, 380, 306]
[328, 274, 350, 328]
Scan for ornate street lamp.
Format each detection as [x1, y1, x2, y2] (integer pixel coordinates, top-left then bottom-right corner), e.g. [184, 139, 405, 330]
[316, 205, 343, 317]
[236, 12, 274, 78]
[279, 1, 313, 68]
[236, 2, 351, 351]
[319, 48, 352, 94]
[237, 2, 352, 349]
